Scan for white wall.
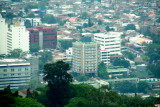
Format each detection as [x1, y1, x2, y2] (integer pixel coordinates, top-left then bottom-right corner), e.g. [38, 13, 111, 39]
[11, 25, 29, 52]
[0, 17, 8, 55]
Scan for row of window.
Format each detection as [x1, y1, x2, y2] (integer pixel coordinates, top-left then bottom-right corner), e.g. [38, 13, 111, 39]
[3, 73, 29, 76]
[3, 68, 29, 72]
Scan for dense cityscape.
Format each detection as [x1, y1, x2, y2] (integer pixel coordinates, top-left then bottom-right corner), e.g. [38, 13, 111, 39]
[0, 0, 160, 106]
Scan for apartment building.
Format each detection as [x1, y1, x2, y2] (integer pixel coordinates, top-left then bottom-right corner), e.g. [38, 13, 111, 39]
[72, 41, 100, 75]
[0, 16, 29, 55]
[94, 32, 122, 56]
[27, 26, 57, 49]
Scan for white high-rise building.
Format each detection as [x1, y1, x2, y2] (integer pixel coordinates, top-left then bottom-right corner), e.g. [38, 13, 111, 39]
[0, 16, 29, 55]
[9, 25, 29, 52]
[94, 32, 122, 56]
[0, 16, 8, 55]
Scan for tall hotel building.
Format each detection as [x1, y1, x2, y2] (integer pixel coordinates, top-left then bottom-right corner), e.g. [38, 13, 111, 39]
[72, 42, 100, 75]
[94, 32, 122, 56]
[27, 26, 57, 49]
[0, 16, 29, 55]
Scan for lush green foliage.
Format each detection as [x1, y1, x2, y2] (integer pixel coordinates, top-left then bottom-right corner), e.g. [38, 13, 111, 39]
[42, 15, 56, 24]
[43, 61, 73, 107]
[115, 81, 137, 93]
[122, 51, 136, 60]
[7, 49, 27, 58]
[105, 26, 114, 32]
[30, 44, 40, 53]
[124, 24, 136, 30]
[59, 39, 76, 51]
[112, 58, 130, 68]
[0, 86, 44, 107]
[97, 62, 109, 79]
[27, 13, 35, 18]
[39, 50, 52, 70]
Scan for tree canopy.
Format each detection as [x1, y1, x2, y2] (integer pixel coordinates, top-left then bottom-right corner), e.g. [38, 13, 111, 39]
[30, 44, 40, 53]
[97, 62, 109, 79]
[124, 24, 136, 30]
[112, 58, 130, 68]
[7, 49, 27, 58]
[43, 61, 73, 107]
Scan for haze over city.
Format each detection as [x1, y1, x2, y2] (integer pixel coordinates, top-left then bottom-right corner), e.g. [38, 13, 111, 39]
[0, 0, 160, 106]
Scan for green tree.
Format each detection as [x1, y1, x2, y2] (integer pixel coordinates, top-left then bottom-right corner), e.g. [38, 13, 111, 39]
[105, 26, 114, 32]
[18, 11, 23, 17]
[7, 49, 27, 58]
[112, 58, 130, 68]
[137, 81, 151, 93]
[5, 12, 15, 23]
[27, 13, 35, 18]
[59, 39, 76, 51]
[77, 75, 89, 81]
[42, 15, 56, 24]
[14, 97, 44, 107]
[43, 61, 73, 107]
[98, 20, 102, 25]
[82, 12, 88, 19]
[156, 17, 160, 23]
[88, 17, 93, 27]
[115, 81, 137, 93]
[39, 50, 52, 70]
[125, 24, 136, 30]
[97, 62, 109, 79]
[83, 23, 88, 28]
[25, 20, 32, 28]
[122, 51, 136, 60]
[24, 7, 29, 13]
[30, 44, 40, 53]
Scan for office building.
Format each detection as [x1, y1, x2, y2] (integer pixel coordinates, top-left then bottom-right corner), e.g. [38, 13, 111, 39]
[0, 59, 31, 90]
[72, 41, 100, 75]
[94, 32, 122, 56]
[27, 26, 57, 49]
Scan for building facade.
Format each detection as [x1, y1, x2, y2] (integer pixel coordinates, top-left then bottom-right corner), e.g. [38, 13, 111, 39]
[100, 47, 110, 65]
[72, 41, 100, 75]
[0, 16, 8, 55]
[0, 59, 31, 90]
[0, 16, 29, 55]
[27, 26, 57, 49]
[8, 25, 29, 52]
[94, 32, 122, 56]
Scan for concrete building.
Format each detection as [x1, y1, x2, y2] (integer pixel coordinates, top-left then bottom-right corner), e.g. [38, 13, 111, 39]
[0, 59, 31, 90]
[100, 47, 110, 65]
[94, 32, 122, 56]
[24, 18, 41, 27]
[0, 16, 29, 55]
[27, 26, 57, 49]
[72, 41, 100, 75]
[0, 15, 8, 55]
[8, 25, 29, 52]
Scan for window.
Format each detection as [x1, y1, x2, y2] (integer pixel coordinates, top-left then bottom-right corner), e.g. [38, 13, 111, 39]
[18, 73, 21, 75]
[11, 74, 14, 76]
[18, 68, 21, 71]
[3, 74, 7, 76]
[25, 68, 28, 71]
[11, 69, 14, 72]
[3, 69, 7, 72]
